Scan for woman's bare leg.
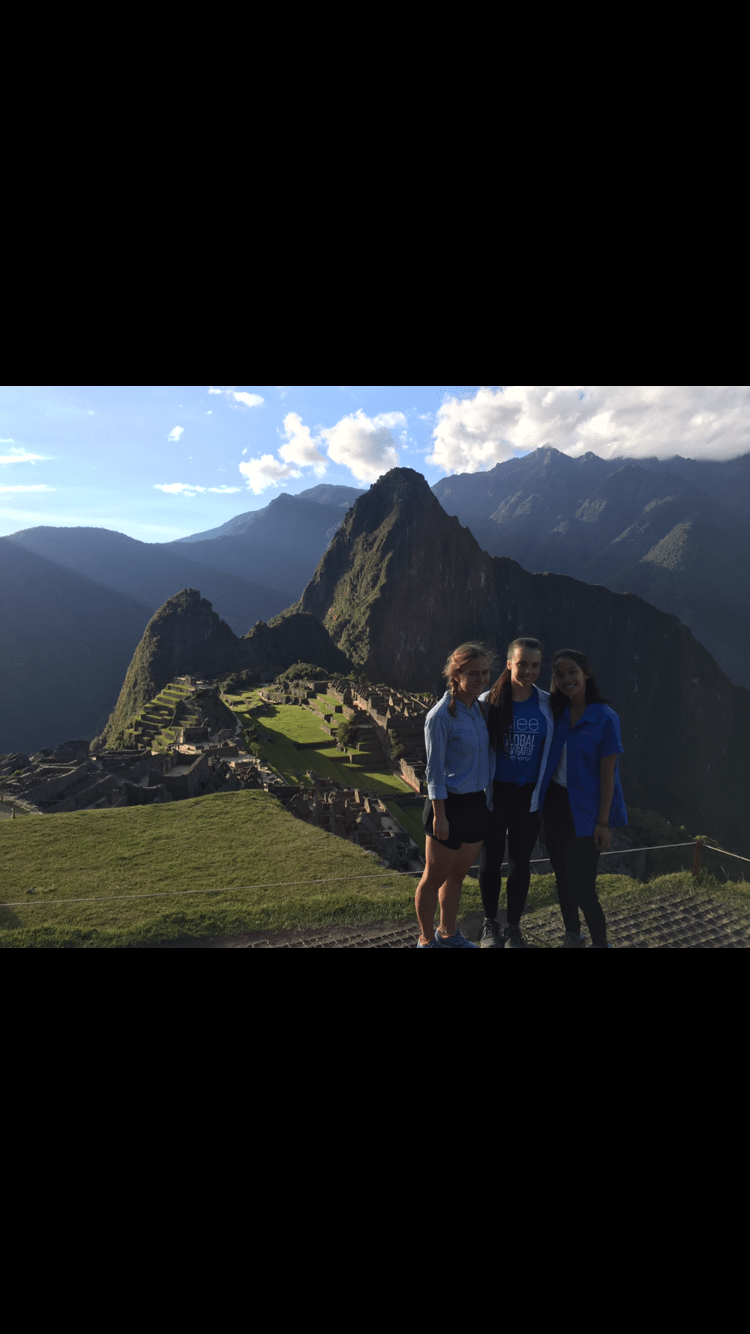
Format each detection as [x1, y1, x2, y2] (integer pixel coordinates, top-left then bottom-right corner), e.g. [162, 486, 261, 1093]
[416, 838, 483, 944]
[437, 841, 482, 937]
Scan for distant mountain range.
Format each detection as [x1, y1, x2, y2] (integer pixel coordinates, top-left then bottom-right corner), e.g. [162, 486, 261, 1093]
[2, 452, 749, 758]
[433, 447, 750, 689]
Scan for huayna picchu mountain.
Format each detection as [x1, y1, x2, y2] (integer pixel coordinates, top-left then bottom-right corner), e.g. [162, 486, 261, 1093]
[296, 467, 750, 856]
[94, 589, 351, 750]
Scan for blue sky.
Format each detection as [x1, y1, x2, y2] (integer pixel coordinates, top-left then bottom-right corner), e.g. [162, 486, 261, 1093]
[1, 385, 748, 543]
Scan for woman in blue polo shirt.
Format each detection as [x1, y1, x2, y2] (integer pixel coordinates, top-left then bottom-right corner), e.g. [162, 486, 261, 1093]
[538, 648, 628, 949]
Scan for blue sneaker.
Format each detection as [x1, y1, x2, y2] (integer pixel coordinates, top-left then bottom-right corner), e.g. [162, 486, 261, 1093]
[434, 928, 479, 949]
[417, 935, 439, 948]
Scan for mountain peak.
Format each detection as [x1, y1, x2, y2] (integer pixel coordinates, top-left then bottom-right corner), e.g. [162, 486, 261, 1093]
[299, 467, 494, 683]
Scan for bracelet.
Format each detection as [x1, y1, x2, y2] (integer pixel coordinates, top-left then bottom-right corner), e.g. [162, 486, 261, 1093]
[596, 821, 609, 827]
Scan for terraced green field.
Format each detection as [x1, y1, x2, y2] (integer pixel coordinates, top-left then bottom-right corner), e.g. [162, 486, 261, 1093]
[224, 690, 417, 798]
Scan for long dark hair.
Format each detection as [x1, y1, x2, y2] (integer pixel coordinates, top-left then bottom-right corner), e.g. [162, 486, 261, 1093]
[549, 648, 610, 717]
[486, 636, 542, 752]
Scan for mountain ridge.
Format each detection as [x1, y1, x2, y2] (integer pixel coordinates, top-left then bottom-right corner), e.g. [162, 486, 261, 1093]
[431, 445, 750, 687]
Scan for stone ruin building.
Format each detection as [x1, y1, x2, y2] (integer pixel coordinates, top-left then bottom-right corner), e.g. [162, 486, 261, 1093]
[283, 772, 424, 873]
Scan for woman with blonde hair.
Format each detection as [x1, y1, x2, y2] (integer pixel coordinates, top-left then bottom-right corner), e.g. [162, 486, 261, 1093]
[416, 642, 493, 949]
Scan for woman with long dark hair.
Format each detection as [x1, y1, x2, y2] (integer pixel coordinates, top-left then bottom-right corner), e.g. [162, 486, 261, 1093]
[538, 648, 628, 949]
[478, 636, 555, 947]
[416, 642, 493, 949]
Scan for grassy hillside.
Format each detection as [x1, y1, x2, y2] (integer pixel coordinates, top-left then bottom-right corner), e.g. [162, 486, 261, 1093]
[0, 790, 418, 947]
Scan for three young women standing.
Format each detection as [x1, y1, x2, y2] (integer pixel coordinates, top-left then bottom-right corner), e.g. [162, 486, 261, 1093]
[415, 639, 628, 949]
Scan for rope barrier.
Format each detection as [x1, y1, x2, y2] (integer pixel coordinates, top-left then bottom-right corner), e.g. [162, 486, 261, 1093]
[0, 871, 401, 909]
[703, 845, 750, 865]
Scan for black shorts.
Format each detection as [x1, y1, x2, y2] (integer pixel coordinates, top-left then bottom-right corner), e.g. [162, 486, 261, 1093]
[423, 790, 489, 851]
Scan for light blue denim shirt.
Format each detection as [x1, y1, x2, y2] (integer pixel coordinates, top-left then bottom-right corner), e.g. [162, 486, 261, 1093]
[425, 692, 492, 801]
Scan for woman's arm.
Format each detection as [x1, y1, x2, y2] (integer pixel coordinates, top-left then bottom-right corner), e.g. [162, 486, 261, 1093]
[594, 754, 617, 850]
[432, 798, 449, 841]
[425, 711, 450, 840]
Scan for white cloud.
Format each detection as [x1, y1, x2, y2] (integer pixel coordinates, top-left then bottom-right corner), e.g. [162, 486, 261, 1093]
[238, 407, 407, 493]
[208, 387, 264, 408]
[278, 412, 328, 476]
[155, 481, 241, 497]
[0, 445, 53, 465]
[321, 408, 405, 484]
[239, 454, 300, 494]
[231, 391, 264, 408]
[427, 386, 750, 474]
[0, 484, 54, 493]
[167, 426, 184, 442]
[154, 482, 206, 495]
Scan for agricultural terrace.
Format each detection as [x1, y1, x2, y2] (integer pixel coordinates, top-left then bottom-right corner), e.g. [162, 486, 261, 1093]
[126, 682, 197, 752]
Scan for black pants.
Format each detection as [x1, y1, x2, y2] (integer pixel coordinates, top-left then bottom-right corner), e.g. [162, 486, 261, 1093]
[543, 780, 607, 946]
[478, 782, 541, 927]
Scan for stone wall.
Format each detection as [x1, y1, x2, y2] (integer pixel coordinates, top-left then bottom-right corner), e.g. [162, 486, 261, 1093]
[162, 752, 211, 800]
[53, 773, 119, 813]
[24, 761, 93, 804]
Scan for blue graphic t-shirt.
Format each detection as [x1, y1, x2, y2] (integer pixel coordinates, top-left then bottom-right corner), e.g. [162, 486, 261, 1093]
[494, 694, 548, 786]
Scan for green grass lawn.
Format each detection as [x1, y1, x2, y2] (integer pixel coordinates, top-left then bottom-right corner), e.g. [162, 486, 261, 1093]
[228, 692, 418, 801]
[0, 790, 421, 948]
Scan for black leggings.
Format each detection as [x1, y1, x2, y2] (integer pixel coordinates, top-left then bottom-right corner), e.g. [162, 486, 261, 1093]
[543, 780, 607, 946]
[478, 782, 541, 927]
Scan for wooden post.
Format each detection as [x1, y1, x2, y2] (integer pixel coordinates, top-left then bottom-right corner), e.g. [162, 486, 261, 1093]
[692, 841, 703, 876]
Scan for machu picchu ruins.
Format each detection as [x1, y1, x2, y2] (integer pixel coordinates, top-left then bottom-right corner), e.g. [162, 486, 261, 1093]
[0, 672, 436, 872]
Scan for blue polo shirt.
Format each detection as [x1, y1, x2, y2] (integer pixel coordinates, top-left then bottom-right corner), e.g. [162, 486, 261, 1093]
[539, 702, 627, 837]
